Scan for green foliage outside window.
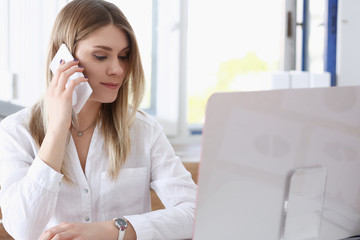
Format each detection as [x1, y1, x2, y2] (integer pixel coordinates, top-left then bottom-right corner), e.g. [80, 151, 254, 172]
[188, 51, 272, 124]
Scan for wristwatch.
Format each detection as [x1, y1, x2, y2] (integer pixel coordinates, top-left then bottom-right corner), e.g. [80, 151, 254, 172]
[114, 217, 128, 240]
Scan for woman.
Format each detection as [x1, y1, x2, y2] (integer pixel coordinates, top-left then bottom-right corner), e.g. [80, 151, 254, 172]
[0, 0, 197, 239]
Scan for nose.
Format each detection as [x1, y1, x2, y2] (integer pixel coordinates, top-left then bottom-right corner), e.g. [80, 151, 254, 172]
[107, 57, 125, 76]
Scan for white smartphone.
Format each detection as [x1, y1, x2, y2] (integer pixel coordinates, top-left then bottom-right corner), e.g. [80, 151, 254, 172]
[49, 43, 93, 113]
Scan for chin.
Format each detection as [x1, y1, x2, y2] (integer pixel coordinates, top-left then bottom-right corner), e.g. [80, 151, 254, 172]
[102, 97, 118, 104]
[91, 95, 118, 104]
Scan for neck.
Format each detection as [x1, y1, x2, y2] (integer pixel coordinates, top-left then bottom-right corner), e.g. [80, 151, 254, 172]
[76, 100, 102, 128]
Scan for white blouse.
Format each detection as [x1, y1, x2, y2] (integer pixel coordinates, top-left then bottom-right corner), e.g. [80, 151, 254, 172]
[0, 108, 197, 240]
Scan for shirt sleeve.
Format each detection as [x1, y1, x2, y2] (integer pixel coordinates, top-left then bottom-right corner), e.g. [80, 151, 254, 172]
[0, 117, 64, 240]
[125, 130, 197, 240]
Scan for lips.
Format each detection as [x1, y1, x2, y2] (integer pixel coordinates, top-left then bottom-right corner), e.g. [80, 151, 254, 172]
[101, 82, 119, 90]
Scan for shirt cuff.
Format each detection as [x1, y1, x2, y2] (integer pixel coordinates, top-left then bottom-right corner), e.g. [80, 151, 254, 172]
[124, 214, 154, 240]
[27, 156, 64, 192]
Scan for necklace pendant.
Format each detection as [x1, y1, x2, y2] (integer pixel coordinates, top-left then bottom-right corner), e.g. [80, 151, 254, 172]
[78, 131, 83, 137]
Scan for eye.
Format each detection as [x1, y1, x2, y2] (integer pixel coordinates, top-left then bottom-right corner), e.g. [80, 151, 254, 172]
[94, 55, 107, 61]
[118, 55, 129, 60]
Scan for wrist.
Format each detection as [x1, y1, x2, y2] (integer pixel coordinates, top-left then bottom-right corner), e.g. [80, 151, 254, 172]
[102, 220, 119, 240]
[46, 123, 70, 137]
[113, 218, 136, 240]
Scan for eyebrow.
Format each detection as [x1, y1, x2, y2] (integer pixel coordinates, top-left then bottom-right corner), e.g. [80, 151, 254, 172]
[93, 45, 130, 52]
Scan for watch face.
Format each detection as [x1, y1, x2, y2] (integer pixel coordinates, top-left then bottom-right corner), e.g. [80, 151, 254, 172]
[115, 218, 128, 229]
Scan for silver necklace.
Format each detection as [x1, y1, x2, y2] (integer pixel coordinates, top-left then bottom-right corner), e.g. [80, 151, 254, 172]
[72, 120, 97, 137]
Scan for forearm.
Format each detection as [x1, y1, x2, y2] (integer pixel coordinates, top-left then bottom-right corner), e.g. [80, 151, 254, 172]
[38, 220, 136, 240]
[38, 128, 69, 172]
[1, 158, 63, 239]
[124, 203, 195, 240]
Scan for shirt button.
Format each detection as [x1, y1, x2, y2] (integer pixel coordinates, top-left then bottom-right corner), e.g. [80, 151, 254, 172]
[85, 217, 90, 222]
[84, 188, 88, 193]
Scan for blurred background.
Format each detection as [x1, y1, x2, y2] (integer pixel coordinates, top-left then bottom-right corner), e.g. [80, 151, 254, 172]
[0, 0, 359, 161]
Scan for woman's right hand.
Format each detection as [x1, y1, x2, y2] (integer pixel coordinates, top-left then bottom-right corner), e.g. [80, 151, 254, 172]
[38, 59, 88, 172]
[45, 59, 87, 133]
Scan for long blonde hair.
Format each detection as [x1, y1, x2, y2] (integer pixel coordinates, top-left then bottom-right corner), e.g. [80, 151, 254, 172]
[29, 0, 145, 180]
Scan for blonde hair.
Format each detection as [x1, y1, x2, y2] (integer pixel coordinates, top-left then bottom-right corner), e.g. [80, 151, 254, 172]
[29, 0, 145, 180]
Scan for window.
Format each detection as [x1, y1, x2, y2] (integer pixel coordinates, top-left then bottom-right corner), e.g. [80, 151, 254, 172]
[2, 0, 294, 138]
[0, 0, 69, 105]
[187, 0, 283, 125]
[114, 0, 288, 134]
[308, 0, 326, 72]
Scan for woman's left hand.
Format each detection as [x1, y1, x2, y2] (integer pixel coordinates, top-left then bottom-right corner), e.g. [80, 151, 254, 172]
[38, 221, 117, 240]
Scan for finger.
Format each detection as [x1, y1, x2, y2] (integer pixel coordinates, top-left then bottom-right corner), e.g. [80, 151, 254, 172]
[65, 76, 89, 93]
[51, 59, 80, 87]
[57, 66, 85, 90]
[38, 225, 68, 240]
[56, 59, 80, 75]
[52, 231, 75, 240]
[54, 59, 81, 85]
[50, 59, 66, 87]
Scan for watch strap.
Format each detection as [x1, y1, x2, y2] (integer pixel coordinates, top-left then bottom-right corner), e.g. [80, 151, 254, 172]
[113, 217, 127, 240]
[118, 228, 125, 240]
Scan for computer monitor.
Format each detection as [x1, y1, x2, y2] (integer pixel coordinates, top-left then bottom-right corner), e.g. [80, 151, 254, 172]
[193, 86, 360, 239]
